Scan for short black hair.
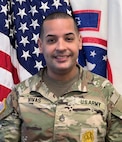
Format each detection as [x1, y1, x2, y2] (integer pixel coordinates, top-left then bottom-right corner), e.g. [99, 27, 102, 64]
[40, 12, 79, 38]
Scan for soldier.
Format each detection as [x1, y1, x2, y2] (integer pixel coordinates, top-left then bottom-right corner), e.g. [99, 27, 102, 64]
[0, 12, 122, 142]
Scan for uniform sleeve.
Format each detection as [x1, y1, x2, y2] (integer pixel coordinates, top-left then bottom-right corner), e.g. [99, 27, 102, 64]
[106, 94, 122, 142]
[0, 90, 21, 142]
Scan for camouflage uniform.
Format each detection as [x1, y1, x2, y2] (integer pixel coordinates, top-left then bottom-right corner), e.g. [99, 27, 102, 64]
[0, 64, 122, 142]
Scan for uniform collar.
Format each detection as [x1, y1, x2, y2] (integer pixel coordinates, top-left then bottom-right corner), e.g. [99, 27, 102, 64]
[34, 64, 93, 102]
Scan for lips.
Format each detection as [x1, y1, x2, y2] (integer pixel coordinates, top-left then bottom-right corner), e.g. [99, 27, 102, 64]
[54, 55, 70, 62]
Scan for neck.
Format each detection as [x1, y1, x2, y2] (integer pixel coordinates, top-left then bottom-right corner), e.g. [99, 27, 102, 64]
[46, 65, 79, 82]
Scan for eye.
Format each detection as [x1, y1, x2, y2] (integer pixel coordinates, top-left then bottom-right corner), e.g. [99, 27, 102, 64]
[47, 38, 56, 44]
[65, 34, 75, 42]
[65, 37, 74, 42]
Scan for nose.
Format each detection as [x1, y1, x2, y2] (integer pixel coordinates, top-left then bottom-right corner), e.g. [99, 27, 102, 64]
[56, 39, 66, 51]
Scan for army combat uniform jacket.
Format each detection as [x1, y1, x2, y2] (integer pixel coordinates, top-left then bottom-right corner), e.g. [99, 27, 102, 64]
[0, 65, 122, 142]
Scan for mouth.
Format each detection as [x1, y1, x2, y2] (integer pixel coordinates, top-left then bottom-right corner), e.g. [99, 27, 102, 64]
[54, 55, 70, 62]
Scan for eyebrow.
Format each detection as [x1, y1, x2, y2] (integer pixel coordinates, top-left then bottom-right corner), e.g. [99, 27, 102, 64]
[45, 34, 56, 38]
[65, 32, 75, 36]
[46, 32, 75, 38]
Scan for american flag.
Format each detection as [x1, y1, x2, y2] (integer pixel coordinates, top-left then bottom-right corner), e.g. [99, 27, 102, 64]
[0, 0, 111, 101]
[0, 0, 20, 100]
[0, 0, 72, 101]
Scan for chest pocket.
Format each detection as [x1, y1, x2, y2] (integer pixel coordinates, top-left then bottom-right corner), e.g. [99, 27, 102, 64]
[55, 97, 107, 132]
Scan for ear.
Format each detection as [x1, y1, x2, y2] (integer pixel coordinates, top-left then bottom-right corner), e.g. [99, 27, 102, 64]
[79, 34, 82, 50]
[38, 38, 43, 53]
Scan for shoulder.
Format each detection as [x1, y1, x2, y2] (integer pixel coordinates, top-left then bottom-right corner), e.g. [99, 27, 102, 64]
[80, 65, 110, 87]
[0, 68, 45, 119]
[80, 66, 122, 119]
[79, 64, 121, 100]
[82, 68, 122, 121]
[15, 68, 45, 95]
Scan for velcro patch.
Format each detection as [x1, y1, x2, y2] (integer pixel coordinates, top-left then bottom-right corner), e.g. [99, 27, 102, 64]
[0, 99, 6, 114]
[80, 128, 97, 142]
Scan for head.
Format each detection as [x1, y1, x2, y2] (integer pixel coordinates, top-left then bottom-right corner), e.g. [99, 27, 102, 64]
[38, 12, 82, 80]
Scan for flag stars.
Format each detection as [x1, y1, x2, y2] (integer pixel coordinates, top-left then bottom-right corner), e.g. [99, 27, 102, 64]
[52, 0, 62, 9]
[75, 17, 81, 26]
[11, 12, 16, 22]
[17, 8, 27, 19]
[9, 28, 14, 38]
[29, 6, 38, 16]
[32, 33, 39, 43]
[34, 61, 43, 71]
[33, 47, 40, 57]
[40, 2, 50, 12]
[20, 36, 30, 47]
[103, 55, 107, 61]
[90, 50, 96, 57]
[15, 40, 18, 48]
[67, 9, 72, 16]
[64, 0, 70, 5]
[16, 0, 26, 5]
[30, 19, 40, 30]
[42, 15, 45, 20]
[8, 14, 12, 25]
[1, 0, 71, 76]
[5, 19, 9, 28]
[21, 50, 31, 61]
[11, 1, 15, 6]
[0, 5, 8, 15]
[19, 23, 29, 33]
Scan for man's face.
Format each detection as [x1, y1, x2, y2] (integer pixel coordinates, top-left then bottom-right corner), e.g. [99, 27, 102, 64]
[38, 18, 82, 75]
